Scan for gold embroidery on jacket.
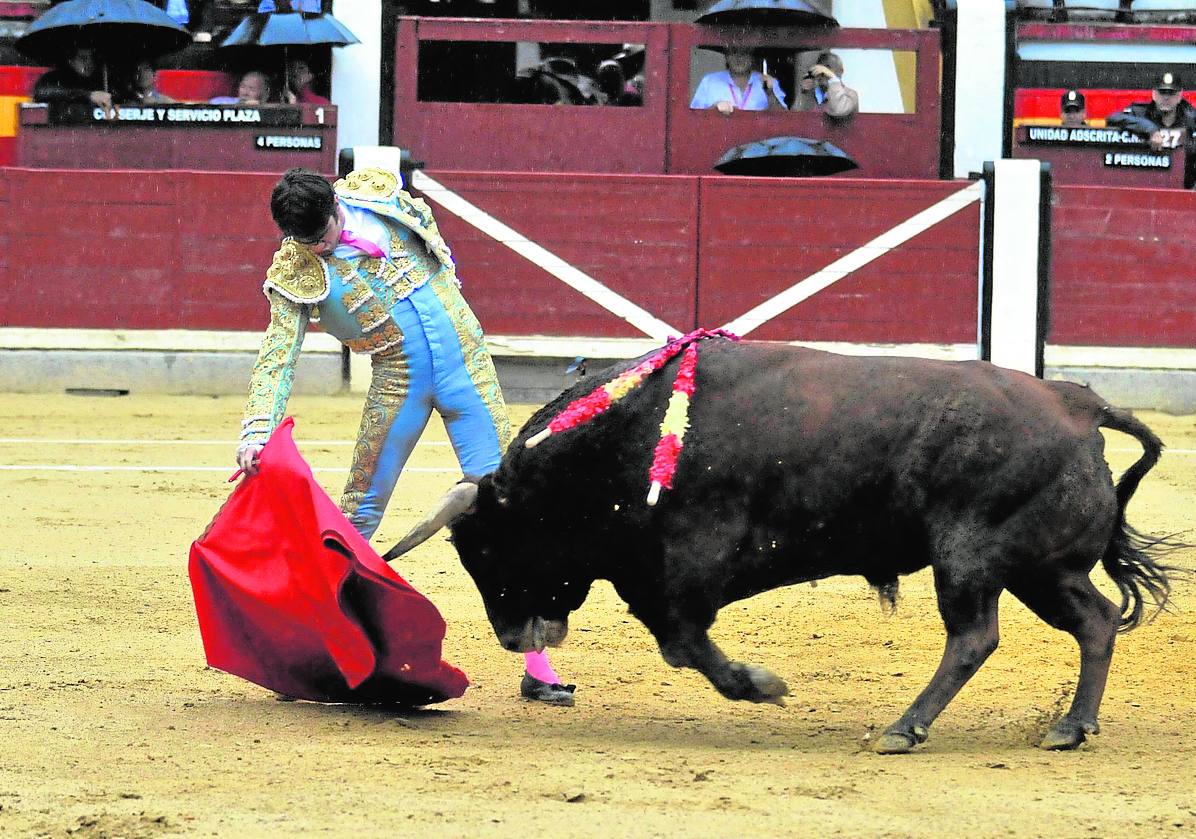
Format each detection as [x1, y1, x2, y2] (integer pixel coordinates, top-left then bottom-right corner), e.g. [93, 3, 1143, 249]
[367, 194, 454, 270]
[357, 298, 391, 333]
[340, 280, 372, 314]
[334, 168, 399, 202]
[241, 291, 309, 443]
[377, 258, 431, 303]
[263, 239, 329, 303]
[345, 322, 404, 355]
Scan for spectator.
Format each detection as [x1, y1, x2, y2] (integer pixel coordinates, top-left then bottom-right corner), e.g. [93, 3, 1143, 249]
[514, 57, 600, 106]
[127, 61, 175, 105]
[1060, 89, 1087, 127]
[612, 43, 646, 104]
[689, 46, 786, 114]
[1106, 70, 1196, 188]
[792, 51, 858, 119]
[210, 71, 271, 105]
[32, 47, 117, 117]
[281, 60, 330, 105]
[596, 59, 641, 106]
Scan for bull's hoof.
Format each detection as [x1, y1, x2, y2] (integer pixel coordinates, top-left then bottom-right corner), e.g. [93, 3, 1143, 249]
[1039, 717, 1098, 751]
[874, 723, 928, 755]
[743, 665, 789, 706]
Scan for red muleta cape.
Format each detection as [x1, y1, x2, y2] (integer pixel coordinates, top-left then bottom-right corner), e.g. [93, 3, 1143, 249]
[188, 418, 468, 704]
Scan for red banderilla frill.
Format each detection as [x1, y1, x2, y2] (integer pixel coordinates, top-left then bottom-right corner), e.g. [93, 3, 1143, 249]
[524, 328, 739, 504]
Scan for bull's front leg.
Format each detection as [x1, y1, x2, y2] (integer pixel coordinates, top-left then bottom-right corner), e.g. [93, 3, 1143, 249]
[647, 613, 790, 705]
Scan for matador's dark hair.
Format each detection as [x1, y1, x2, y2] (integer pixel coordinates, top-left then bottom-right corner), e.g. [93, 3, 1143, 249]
[270, 168, 336, 239]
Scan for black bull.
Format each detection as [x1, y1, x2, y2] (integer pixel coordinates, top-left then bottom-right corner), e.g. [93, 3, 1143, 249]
[387, 340, 1178, 753]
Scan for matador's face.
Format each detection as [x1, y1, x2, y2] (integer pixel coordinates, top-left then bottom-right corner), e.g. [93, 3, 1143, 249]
[293, 202, 345, 257]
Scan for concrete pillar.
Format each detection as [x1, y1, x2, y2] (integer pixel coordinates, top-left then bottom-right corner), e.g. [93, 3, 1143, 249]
[980, 159, 1052, 377]
[953, 0, 1006, 178]
[331, 0, 383, 153]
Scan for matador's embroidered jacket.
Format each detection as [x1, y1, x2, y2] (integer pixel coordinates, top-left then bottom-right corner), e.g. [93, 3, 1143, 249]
[239, 167, 509, 450]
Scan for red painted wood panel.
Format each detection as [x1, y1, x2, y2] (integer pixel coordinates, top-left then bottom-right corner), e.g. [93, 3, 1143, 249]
[17, 123, 336, 174]
[8, 167, 1194, 351]
[696, 178, 979, 343]
[0, 171, 8, 279]
[1018, 22, 1196, 44]
[0, 4, 43, 18]
[665, 26, 941, 178]
[392, 20, 941, 179]
[1, 169, 280, 331]
[1050, 184, 1196, 347]
[422, 171, 699, 338]
[396, 18, 670, 174]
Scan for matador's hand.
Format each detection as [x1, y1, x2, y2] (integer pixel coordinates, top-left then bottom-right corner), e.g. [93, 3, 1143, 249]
[236, 443, 264, 477]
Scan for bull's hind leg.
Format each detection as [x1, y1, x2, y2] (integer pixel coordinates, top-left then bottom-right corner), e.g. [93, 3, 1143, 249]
[1007, 570, 1119, 750]
[875, 566, 1001, 754]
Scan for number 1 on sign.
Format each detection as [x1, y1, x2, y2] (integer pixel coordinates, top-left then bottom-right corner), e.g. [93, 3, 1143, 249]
[315, 107, 325, 125]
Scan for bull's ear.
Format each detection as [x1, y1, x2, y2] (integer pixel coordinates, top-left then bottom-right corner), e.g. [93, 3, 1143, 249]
[383, 481, 478, 561]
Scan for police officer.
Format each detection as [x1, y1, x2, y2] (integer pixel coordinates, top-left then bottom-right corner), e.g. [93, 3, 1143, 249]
[1060, 89, 1087, 128]
[1107, 70, 1196, 188]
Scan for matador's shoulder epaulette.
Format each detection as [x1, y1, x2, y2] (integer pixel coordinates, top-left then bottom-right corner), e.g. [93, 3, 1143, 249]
[334, 167, 401, 203]
[263, 239, 329, 304]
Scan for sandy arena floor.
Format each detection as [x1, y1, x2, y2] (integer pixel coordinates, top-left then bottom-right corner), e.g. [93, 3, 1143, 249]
[0, 392, 1193, 838]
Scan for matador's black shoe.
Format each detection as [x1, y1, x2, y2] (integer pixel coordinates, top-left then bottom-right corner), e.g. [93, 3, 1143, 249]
[520, 672, 577, 706]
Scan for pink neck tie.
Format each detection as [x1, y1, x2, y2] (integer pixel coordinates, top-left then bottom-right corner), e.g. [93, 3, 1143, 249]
[338, 229, 385, 258]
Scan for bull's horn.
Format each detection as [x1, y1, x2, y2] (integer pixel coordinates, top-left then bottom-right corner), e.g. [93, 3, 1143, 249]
[383, 481, 479, 561]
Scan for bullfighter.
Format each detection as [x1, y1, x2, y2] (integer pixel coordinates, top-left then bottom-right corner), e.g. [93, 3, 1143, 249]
[235, 166, 576, 706]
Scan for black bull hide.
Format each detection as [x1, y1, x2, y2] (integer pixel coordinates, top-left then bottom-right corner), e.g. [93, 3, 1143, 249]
[391, 340, 1179, 753]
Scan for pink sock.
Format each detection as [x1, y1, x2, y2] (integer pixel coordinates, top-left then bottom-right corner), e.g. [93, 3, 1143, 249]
[524, 650, 561, 684]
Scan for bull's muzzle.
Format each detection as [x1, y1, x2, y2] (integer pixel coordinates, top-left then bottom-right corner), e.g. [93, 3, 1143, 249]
[498, 616, 569, 652]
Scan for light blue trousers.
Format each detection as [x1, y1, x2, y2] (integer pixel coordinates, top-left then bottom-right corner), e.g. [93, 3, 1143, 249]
[340, 283, 505, 540]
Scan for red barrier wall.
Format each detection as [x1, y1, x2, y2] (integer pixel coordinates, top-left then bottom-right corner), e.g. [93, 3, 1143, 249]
[0, 169, 9, 280]
[428, 171, 698, 338]
[1051, 184, 1196, 347]
[3, 167, 1194, 351]
[0, 168, 279, 331]
[696, 178, 979, 343]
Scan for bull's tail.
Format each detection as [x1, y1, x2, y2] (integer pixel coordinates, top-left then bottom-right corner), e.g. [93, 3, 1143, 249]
[1097, 405, 1185, 631]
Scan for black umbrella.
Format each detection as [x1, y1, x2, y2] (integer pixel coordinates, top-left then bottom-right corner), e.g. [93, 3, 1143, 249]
[219, 6, 360, 97]
[15, 0, 191, 65]
[714, 135, 858, 177]
[219, 11, 360, 50]
[696, 0, 838, 28]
